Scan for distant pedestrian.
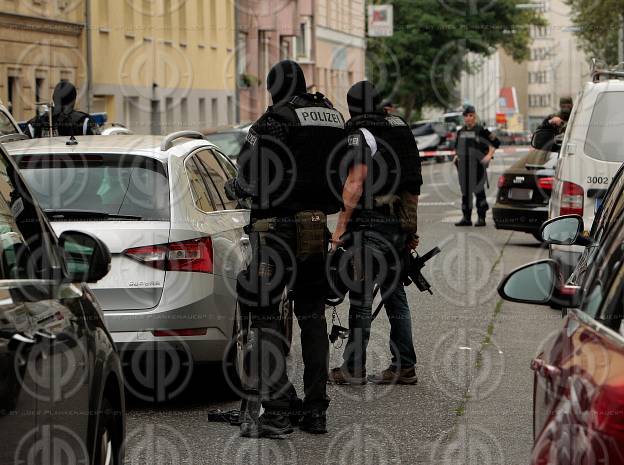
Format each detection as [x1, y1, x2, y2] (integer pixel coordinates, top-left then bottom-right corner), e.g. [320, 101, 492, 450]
[453, 105, 500, 227]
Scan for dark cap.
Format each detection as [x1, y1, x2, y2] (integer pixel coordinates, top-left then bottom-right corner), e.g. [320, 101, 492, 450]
[347, 81, 383, 117]
[462, 105, 476, 115]
[266, 60, 307, 105]
[559, 96, 573, 106]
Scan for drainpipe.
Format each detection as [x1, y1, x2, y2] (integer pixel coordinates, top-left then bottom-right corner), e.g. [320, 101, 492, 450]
[85, 0, 93, 113]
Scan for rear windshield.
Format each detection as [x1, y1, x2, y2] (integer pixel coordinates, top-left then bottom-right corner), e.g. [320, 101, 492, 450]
[15, 154, 170, 221]
[585, 92, 624, 162]
[412, 124, 434, 136]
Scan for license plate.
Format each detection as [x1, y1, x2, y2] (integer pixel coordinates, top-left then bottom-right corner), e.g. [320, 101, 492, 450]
[509, 188, 533, 201]
[596, 197, 603, 213]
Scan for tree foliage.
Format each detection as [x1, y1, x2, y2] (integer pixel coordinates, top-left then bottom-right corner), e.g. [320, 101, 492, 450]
[366, 0, 544, 120]
[566, 0, 624, 66]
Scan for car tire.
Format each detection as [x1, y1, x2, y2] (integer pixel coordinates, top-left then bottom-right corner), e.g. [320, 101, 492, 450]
[94, 398, 121, 465]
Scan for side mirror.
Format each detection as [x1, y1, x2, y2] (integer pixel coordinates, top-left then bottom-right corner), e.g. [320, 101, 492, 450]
[497, 259, 580, 307]
[59, 231, 111, 283]
[531, 127, 560, 152]
[539, 215, 592, 246]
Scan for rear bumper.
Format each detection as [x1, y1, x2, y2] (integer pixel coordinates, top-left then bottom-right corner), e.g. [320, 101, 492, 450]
[492, 203, 548, 233]
[112, 329, 229, 363]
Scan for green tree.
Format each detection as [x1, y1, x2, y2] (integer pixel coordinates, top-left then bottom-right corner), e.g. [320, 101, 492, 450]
[366, 0, 543, 120]
[566, 0, 624, 66]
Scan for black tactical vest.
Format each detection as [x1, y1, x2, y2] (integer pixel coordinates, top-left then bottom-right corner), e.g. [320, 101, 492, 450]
[28, 110, 93, 138]
[268, 93, 346, 215]
[345, 113, 422, 209]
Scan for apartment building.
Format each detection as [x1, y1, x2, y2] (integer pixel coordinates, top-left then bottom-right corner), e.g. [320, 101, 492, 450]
[0, 0, 85, 122]
[526, 0, 589, 130]
[237, 0, 366, 121]
[90, 0, 236, 134]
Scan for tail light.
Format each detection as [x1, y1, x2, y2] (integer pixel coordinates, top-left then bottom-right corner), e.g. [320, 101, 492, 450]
[124, 237, 213, 273]
[446, 132, 456, 141]
[591, 381, 624, 441]
[560, 181, 584, 216]
[497, 175, 506, 188]
[537, 177, 554, 191]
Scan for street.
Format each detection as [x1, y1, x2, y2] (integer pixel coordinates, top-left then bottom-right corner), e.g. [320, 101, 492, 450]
[123, 148, 562, 465]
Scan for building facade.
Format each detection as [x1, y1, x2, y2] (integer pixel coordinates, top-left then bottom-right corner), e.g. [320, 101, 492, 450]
[90, 0, 237, 134]
[237, 0, 366, 121]
[526, 0, 589, 130]
[0, 0, 85, 122]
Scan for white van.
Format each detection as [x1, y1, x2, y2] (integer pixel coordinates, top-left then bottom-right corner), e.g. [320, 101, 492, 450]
[550, 66, 624, 275]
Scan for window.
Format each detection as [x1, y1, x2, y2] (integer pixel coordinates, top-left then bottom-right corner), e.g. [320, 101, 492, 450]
[35, 77, 45, 104]
[7, 76, 17, 115]
[18, 154, 171, 221]
[237, 33, 248, 75]
[142, 0, 152, 34]
[186, 156, 215, 212]
[199, 98, 206, 128]
[99, 0, 109, 28]
[585, 92, 624, 162]
[181, 97, 188, 128]
[164, 0, 172, 40]
[0, 111, 17, 136]
[209, 0, 217, 41]
[0, 153, 56, 280]
[125, 0, 135, 36]
[196, 150, 233, 209]
[227, 96, 233, 125]
[295, 17, 312, 60]
[179, 3, 187, 44]
[165, 97, 174, 131]
[211, 98, 218, 127]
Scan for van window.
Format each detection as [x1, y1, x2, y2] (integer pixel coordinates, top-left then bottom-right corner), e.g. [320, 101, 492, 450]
[585, 92, 624, 162]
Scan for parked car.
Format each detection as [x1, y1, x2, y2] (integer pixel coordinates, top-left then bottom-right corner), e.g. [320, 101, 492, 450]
[411, 120, 452, 162]
[0, 141, 124, 464]
[0, 102, 25, 143]
[204, 123, 252, 161]
[493, 149, 557, 241]
[441, 111, 463, 129]
[545, 65, 624, 277]
[5, 132, 292, 399]
[497, 160, 624, 463]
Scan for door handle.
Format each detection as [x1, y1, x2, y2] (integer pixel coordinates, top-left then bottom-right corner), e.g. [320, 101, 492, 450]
[531, 358, 561, 379]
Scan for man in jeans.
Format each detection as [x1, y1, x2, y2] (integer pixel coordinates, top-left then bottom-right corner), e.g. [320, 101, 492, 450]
[329, 81, 422, 385]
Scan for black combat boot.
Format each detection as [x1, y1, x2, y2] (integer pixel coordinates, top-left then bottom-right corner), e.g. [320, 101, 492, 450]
[240, 412, 294, 439]
[455, 216, 472, 226]
[474, 216, 486, 227]
[299, 411, 328, 435]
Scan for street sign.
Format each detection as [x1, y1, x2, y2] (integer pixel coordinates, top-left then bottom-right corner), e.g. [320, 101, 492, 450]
[368, 5, 393, 37]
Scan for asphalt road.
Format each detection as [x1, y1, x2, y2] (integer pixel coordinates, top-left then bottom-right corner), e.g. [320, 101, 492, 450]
[123, 148, 563, 465]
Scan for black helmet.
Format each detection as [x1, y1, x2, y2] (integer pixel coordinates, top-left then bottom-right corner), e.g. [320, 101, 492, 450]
[266, 60, 307, 105]
[52, 80, 77, 116]
[347, 81, 383, 117]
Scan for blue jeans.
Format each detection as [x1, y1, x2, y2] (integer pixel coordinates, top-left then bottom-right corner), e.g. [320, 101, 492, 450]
[341, 213, 417, 371]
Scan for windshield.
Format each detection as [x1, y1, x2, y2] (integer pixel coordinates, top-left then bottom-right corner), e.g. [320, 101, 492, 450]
[208, 132, 245, 158]
[584, 91, 624, 162]
[16, 154, 170, 221]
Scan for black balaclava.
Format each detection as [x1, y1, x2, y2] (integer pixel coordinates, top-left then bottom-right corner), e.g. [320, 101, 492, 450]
[52, 80, 77, 116]
[266, 60, 307, 105]
[347, 81, 383, 118]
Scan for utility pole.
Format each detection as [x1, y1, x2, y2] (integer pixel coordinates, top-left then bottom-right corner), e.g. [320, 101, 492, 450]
[85, 0, 93, 113]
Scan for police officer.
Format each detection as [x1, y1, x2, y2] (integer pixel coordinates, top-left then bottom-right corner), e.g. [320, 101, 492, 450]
[453, 105, 500, 227]
[328, 81, 422, 385]
[539, 96, 573, 132]
[225, 60, 345, 438]
[27, 80, 100, 138]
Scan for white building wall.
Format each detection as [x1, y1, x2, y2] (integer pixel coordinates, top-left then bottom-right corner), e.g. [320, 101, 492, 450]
[460, 51, 501, 127]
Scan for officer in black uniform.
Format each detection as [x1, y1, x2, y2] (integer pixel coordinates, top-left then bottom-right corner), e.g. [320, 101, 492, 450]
[454, 105, 500, 227]
[27, 80, 100, 138]
[328, 81, 422, 385]
[225, 60, 345, 438]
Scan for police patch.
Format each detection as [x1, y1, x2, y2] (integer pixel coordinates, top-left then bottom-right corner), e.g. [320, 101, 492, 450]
[295, 107, 345, 128]
[246, 130, 258, 146]
[386, 116, 407, 127]
[348, 135, 360, 146]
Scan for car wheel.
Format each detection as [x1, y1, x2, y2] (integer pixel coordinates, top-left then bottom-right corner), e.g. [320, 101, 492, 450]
[94, 398, 120, 465]
[279, 290, 293, 356]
